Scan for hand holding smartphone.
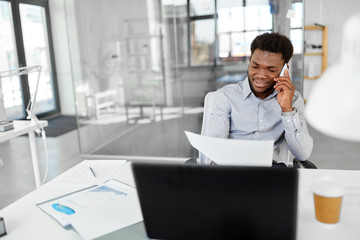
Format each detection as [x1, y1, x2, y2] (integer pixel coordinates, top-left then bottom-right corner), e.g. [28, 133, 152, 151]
[274, 62, 295, 111]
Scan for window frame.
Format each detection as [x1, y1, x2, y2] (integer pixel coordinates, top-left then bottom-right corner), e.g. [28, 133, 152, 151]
[2, 0, 60, 119]
[187, 0, 218, 67]
[187, 0, 275, 66]
[289, 0, 304, 55]
[186, 0, 303, 67]
[216, 3, 273, 63]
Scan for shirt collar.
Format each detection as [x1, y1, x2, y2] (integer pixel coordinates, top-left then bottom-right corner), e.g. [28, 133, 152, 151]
[241, 77, 278, 101]
[241, 77, 253, 100]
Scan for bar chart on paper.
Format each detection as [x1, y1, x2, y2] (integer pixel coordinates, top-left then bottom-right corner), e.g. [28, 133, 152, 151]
[89, 185, 128, 196]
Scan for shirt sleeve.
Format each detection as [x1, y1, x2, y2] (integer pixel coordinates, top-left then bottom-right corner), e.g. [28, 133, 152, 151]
[282, 92, 314, 160]
[206, 89, 231, 139]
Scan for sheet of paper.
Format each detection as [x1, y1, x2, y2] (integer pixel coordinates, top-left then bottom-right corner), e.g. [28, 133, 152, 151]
[185, 131, 274, 166]
[37, 179, 143, 239]
[52, 160, 127, 186]
[37, 185, 94, 227]
[69, 183, 143, 240]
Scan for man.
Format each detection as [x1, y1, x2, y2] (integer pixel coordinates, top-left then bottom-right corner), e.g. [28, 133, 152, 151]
[207, 32, 313, 165]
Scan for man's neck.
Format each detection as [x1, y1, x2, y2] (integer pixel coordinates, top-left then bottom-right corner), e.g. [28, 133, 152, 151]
[248, 78, 275, 99]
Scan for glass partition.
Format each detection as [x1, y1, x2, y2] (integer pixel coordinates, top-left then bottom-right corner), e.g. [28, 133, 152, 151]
[65, 0, 304, 160]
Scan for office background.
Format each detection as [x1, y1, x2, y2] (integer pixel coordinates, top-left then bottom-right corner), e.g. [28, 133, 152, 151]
[1, 0, 360, 209]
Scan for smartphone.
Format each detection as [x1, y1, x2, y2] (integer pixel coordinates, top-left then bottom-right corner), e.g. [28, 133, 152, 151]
[279, 63, 289, 77]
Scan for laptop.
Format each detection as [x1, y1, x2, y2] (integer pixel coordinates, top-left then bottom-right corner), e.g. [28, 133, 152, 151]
[132, 163, 298, 240]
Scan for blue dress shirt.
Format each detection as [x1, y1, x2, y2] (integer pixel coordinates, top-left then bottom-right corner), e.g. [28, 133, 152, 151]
[207, 78, 313, 163]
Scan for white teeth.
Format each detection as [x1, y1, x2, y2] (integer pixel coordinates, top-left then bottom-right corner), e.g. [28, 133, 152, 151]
[255, 80, 266, 86]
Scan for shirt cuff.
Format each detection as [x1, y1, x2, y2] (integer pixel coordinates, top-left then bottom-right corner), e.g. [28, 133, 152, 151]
[282, 109, 301, 130]
[281, 107, 297, 116]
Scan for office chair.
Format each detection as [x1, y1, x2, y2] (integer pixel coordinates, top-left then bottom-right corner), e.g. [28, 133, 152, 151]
[193, 91, 317, 169]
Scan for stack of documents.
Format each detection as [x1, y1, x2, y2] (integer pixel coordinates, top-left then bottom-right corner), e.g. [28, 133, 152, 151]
[0, 120, 13, 131]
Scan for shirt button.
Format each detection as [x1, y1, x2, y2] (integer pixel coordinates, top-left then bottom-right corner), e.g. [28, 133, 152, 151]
[296, 133, 299, 136]
[287, 119, 290, 122]
[294, 119, 297, 122]
[255, 132, 259, 135]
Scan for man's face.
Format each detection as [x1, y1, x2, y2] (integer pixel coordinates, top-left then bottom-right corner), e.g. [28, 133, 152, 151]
[248, 49, 285, 99]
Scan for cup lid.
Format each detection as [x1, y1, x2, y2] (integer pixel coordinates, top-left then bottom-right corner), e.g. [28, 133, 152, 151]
[311, 175, 345, 197]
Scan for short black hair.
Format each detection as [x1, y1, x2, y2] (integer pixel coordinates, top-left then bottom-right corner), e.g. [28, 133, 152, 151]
[250, 32, 293, 63]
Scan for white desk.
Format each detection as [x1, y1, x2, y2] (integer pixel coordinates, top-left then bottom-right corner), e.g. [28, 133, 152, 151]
[1, 162, 360, 239]
[0, 120, 48, 188]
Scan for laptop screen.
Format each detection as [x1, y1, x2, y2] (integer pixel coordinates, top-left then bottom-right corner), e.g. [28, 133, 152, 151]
[132, 163, 298, 240]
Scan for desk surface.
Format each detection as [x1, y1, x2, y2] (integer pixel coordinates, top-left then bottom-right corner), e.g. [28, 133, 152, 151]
[0, 120, 48, 143]
[1, 162, 360, 240]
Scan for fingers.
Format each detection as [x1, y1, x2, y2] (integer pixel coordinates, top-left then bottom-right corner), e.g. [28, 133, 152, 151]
[284, 67, 290, 77]
[274, 70, 295, 92]
[274, 80, 295, 92]
[274, 69, 291, 82]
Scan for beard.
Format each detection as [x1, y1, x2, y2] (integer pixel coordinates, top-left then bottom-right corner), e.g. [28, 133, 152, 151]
[247, 71, 275, 96]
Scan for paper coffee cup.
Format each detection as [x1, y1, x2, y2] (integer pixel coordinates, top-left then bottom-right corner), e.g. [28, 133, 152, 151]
[311, 175, 345, 224]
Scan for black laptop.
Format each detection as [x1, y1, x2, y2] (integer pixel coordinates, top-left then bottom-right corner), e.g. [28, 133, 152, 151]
[132, 163, 298, 240]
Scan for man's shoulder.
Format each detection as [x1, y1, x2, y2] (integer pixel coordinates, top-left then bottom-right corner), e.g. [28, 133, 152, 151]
[210, 83, 242, 110]
[216, 82, 243, 95]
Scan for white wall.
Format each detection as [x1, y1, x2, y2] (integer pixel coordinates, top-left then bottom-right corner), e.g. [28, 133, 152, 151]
[304, 0, 360, 100]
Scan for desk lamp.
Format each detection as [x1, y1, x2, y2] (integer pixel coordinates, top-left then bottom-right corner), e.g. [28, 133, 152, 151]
[0, 66, 48, 184]
[305, 13, 360, 141]
[0, 65, 42, 124]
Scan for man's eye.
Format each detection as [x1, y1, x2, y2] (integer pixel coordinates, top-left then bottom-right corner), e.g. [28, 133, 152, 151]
[252, 66, 258, 69]
[269, 70, 276, 73]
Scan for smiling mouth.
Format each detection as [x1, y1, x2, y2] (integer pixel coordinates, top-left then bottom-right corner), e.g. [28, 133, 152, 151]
[253, 79, 270, 88]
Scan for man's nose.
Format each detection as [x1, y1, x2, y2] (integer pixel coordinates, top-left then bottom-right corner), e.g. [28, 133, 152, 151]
[256, 69, 267, 78]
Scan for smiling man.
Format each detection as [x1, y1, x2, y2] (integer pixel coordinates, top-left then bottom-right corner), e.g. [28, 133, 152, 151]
[207, 32, 313, 165]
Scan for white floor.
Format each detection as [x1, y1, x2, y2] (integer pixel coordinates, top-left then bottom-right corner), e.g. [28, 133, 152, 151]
[0, 129, 82, 210]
